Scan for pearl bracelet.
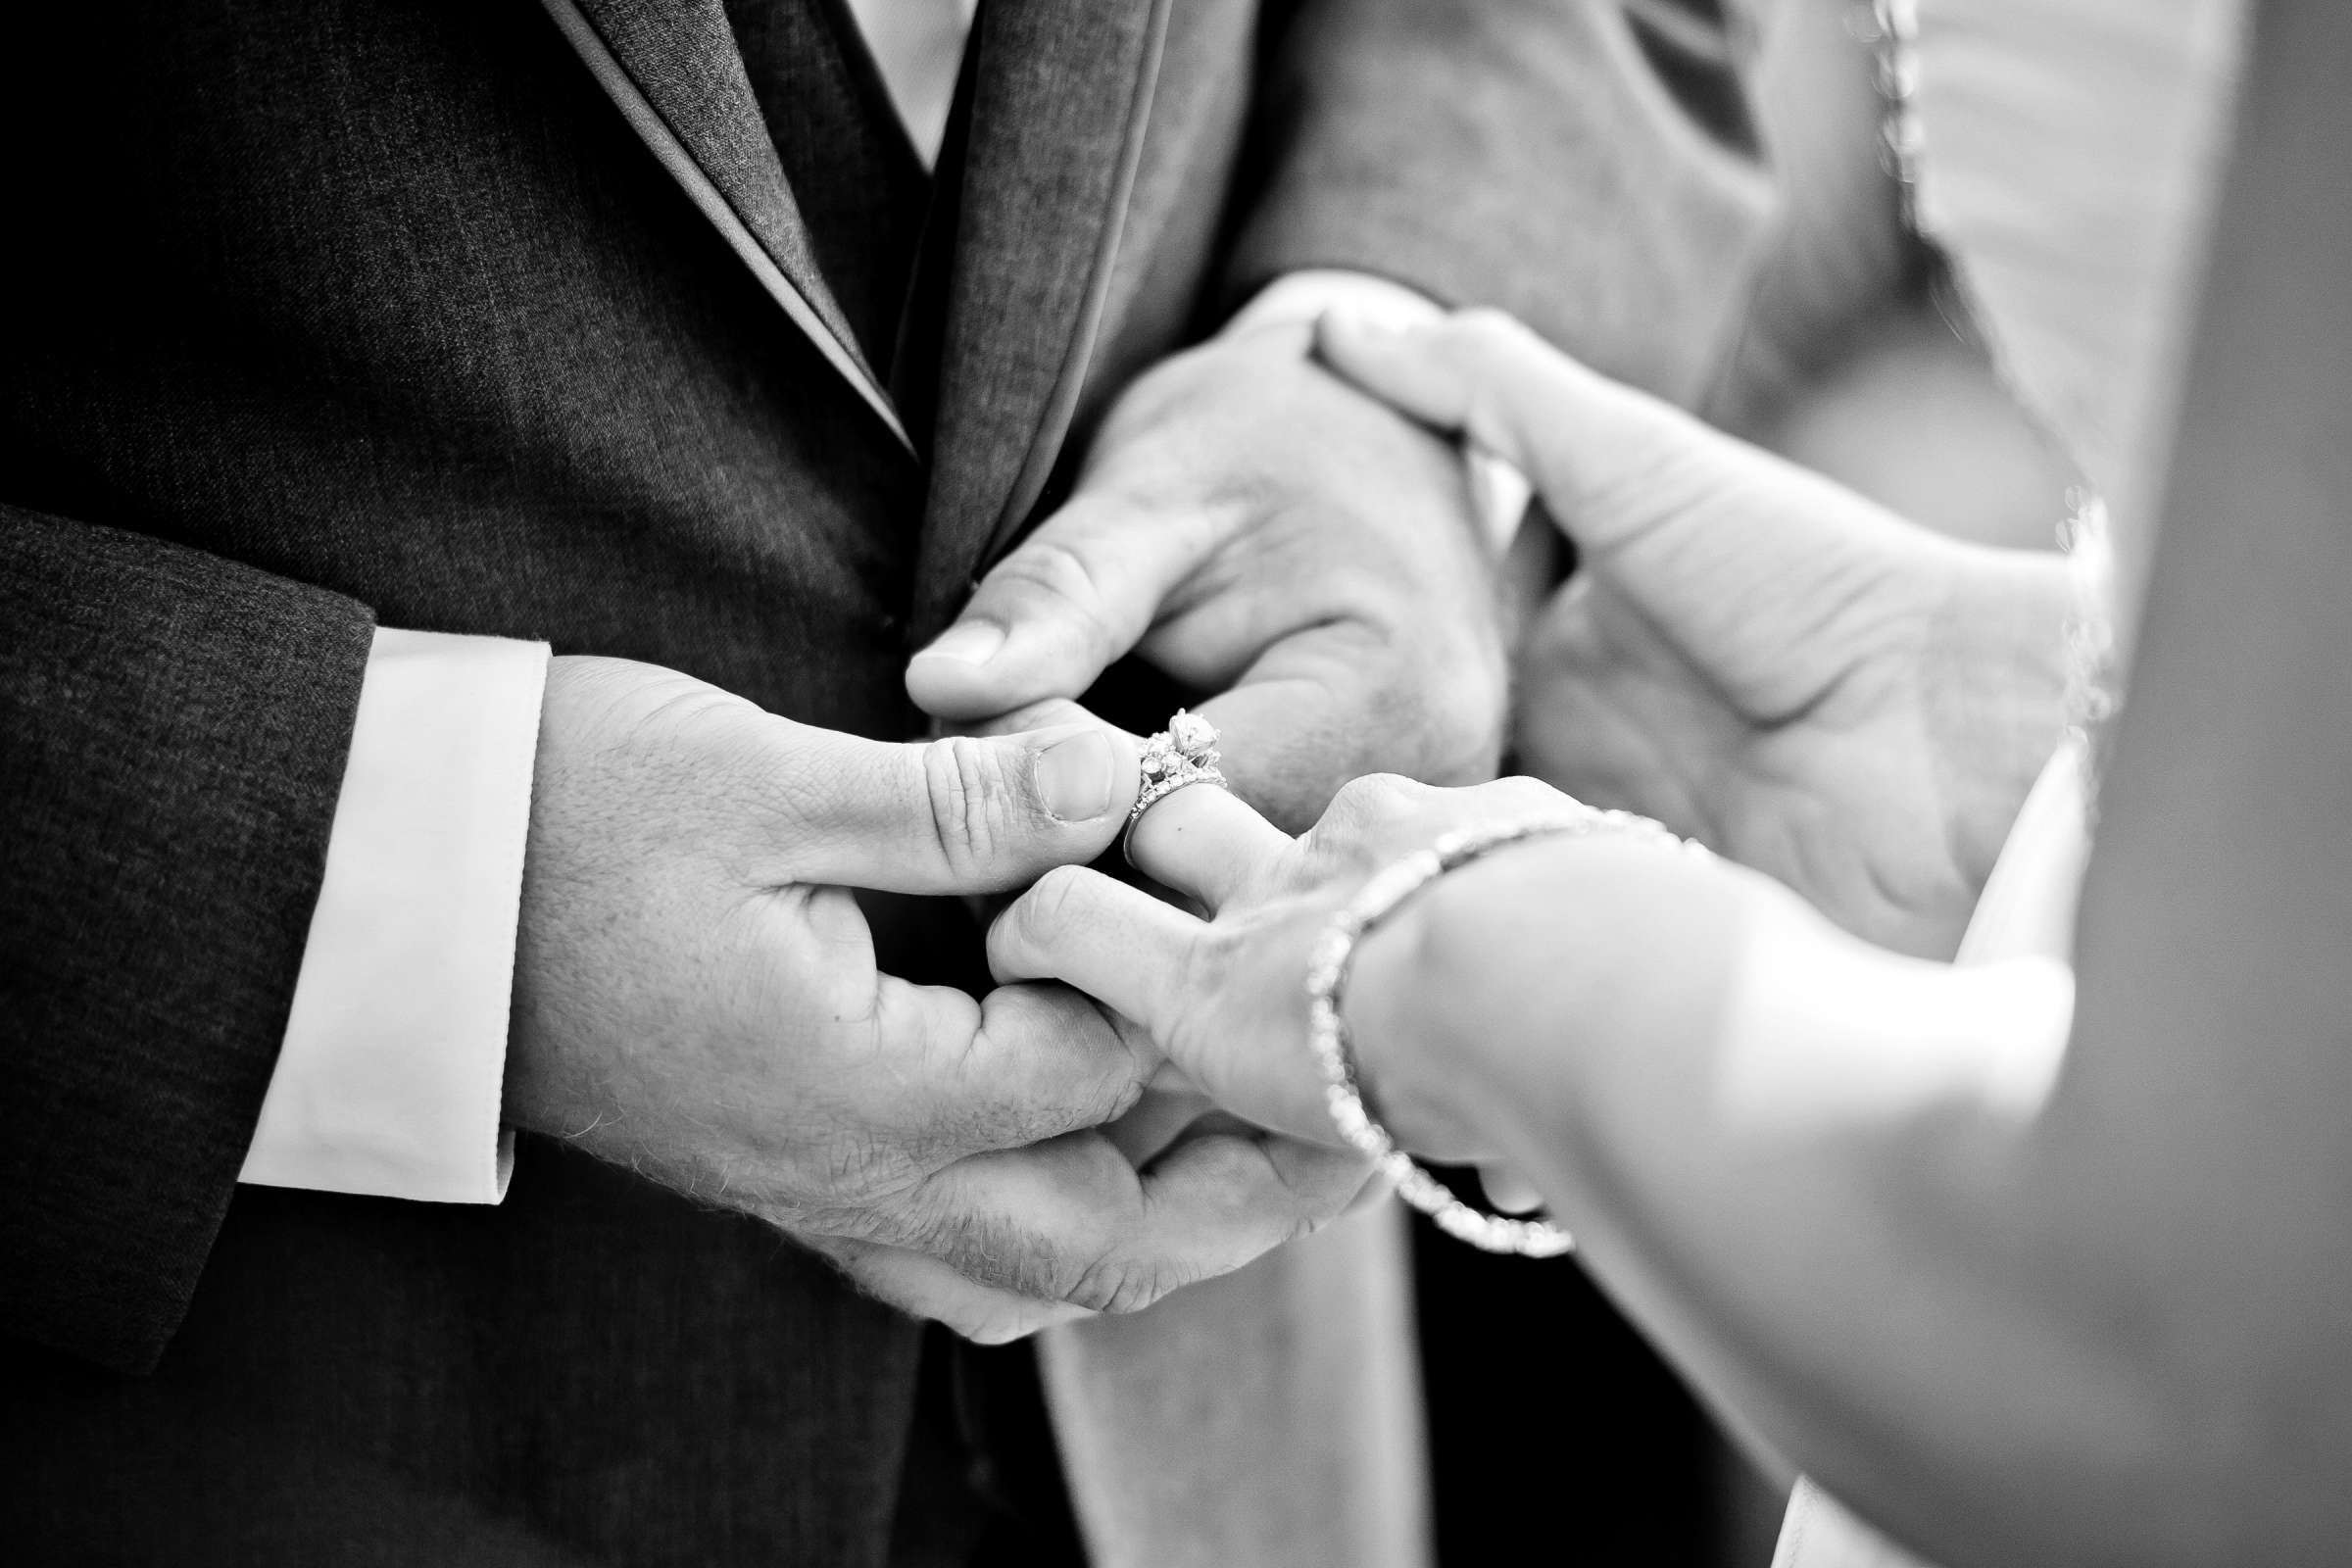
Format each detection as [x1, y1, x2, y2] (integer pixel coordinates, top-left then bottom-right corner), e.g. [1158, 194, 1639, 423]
[1302, 808, 1709, 1257]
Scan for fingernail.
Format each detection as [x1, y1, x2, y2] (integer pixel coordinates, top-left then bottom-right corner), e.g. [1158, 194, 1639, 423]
[913, 620, 1005, 666]
[1034, 728, 1117, 822]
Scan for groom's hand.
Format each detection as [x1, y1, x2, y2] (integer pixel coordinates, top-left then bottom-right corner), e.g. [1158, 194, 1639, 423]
[906, 320, 1507, 831]
[503, 656, 1372, 1342]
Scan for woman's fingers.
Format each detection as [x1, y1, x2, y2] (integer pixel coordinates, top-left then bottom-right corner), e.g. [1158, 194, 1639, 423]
[1125, 779, 1291, 909]
[991, 835, 1338, 1142]
[989, 866, 1200, 1038]
[1314, 308, 1725, 556]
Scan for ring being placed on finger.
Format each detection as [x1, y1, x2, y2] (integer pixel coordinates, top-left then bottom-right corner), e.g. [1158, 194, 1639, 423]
[1122, 709, 1230, 859]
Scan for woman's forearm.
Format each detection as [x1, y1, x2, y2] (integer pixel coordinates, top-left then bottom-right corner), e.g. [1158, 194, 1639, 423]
[1347, 841, 2242, 1565]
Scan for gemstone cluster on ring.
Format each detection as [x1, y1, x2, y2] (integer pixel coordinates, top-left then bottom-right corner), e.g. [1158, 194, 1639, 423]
[1140, 708, 1221, 783]
[1125, 709, 1231, 852]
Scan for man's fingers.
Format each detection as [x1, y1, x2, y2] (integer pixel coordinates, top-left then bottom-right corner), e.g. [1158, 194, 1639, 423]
[880, 976, 1163, 1164]
[889, 1128, 1373, 1314]
[987, 867, 1200, 1038]
[1123, 781, 1291, 911]
[1315, 308, 1726, 556]
[1192, 674, 1376, 833]
[906, 492, 1209, 722]
[1195, 654, 1502, 835]
[1098, 1084, 1221, 1168]
[811, 1235, 1097, 1345]
[946, 696, 1101, 740]
[770, 718, 1141, 894]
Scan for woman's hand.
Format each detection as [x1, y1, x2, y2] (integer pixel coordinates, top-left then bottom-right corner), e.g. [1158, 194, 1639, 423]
[987, 770, 1605, 1161]
[1318, 311, 2073, 957]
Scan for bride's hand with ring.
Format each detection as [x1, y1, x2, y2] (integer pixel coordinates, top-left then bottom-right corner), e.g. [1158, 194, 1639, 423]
[989, 758, 1760, 1181]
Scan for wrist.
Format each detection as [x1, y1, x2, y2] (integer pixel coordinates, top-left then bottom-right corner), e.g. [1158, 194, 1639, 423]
[1340, 890, 1479, 1157]
[1338, 830, 1756, 1161]
[506, 655, 653, 1134]
[1339, 840, 1585, 1160]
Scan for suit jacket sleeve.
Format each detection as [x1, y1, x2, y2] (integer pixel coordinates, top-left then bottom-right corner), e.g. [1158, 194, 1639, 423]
[0, 506, 374, 1371]
[1226, 0, 1776, 406]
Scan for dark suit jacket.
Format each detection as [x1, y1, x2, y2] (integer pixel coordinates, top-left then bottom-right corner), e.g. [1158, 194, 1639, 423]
[0, 0, 1771, 1561]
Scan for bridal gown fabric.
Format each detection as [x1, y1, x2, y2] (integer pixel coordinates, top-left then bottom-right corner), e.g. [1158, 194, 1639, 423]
[1763, 0, 2247, 1563]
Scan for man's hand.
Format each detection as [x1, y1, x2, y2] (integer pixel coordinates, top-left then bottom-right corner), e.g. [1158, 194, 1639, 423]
[504, 657, 1371, 1342]
[906, 320, 1507, 832]
[1319, 310, 2074, 957]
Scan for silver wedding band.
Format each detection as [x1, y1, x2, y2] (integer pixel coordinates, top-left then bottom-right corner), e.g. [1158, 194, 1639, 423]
[1122, 709, 1231, 861]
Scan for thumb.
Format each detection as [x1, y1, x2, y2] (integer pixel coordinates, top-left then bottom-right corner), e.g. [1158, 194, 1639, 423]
[768, 717, 1142, 895]
[1315, 307, 1733, 556]
[906, 491, 1208, 722]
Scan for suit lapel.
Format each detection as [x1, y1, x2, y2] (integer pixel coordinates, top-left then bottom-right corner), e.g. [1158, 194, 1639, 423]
[910, 0, 1175, 638]
[540, 0, 911, 451]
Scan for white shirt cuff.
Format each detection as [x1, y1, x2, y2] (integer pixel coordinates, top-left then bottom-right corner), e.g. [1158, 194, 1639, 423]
[239, 627, 551, 1203]
[1229, 270, 1534, 557]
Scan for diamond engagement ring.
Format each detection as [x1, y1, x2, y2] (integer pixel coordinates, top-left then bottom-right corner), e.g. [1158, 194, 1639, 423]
[1123, 709, 1229, 858]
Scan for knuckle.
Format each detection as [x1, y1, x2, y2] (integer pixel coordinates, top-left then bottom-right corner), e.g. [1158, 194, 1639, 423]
[1484, 774, 1574, 817]
[1326, 771, 1425, 831]
[887, 1188, 1074, 1310]
[1451, 306, 1529, 356]
[1304, 772, 1446, 877]
[918, 735, 1022, 874]
[1066, 1252, 1175, 1317]
[993, 539, 1119, 648]
[1010, 863, 1094, 952]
